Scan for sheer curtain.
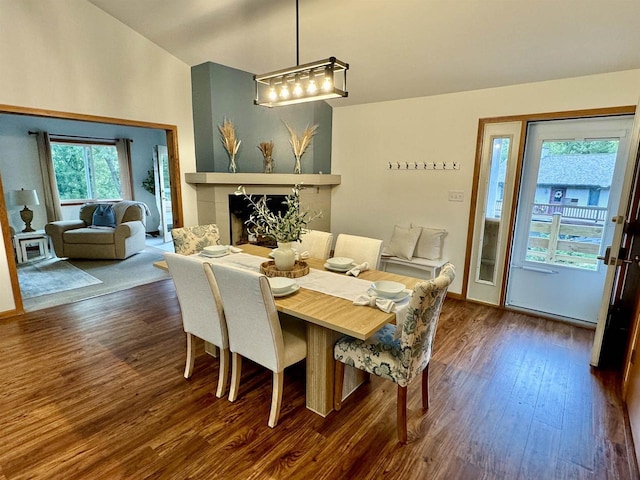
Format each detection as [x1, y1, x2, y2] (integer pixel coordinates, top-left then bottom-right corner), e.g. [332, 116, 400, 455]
[115, 138, 134, 200]
[35, 131, 63, 222]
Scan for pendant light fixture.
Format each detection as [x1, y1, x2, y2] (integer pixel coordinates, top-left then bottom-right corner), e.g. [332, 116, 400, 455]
[254, 0, 349, 107]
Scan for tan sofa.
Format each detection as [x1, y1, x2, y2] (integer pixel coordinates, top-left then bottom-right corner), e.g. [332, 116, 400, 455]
[45, 201, 148, 260]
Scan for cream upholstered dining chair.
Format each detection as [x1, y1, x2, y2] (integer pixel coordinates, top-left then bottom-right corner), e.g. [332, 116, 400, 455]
[171, 224, 220, 255]
[295, 230, 333, 260]
[165, 252, 230, 398]
[333, 233, 384, 268]
[208, 263, 307, 428]
[333, 263, 455, 443]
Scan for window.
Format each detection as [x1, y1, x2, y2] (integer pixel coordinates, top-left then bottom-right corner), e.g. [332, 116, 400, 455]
[51, 142, 122, 202]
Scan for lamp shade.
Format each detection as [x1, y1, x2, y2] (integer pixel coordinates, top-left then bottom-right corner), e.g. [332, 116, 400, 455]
[10, 188, 40, 207]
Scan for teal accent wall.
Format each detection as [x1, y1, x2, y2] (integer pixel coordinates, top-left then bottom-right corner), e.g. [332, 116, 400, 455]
[191, 62, 332, 173]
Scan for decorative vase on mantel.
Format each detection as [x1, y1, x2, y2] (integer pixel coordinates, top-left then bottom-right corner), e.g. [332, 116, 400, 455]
[228, 154, 237, 173]
[264, 155, 273, 173]
[293, 155, 302, 174]
[273, 241, 296, 271]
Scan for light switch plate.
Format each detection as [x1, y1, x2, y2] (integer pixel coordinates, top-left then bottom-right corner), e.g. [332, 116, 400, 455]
[448, 190, 464, 202]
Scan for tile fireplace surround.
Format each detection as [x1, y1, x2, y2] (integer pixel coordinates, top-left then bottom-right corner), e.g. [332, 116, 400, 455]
[185, 173, 341, 245]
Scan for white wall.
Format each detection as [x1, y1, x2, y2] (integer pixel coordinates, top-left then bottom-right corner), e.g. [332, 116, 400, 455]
[0, 0, 197, 314]
[331, 69, 640, 294]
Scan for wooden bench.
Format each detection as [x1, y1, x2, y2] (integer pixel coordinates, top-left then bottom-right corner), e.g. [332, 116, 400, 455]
[380, 255, 448, 280]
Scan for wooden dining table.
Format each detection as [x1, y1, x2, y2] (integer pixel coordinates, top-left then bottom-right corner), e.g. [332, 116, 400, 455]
[155, 244, 422, 417]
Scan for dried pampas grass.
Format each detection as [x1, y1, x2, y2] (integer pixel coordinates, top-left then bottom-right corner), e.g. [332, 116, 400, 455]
[258, 141, 274, 158]
[284, 122, 318, 158]
[218, 119, 241, 156]
[284, 122, 318, 173]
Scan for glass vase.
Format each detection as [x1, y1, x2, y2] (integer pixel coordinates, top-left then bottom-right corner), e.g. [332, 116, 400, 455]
[229, 154, 237, 173]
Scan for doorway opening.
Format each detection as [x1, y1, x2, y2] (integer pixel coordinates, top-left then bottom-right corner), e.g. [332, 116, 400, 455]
[507, 116, 633, 324]
[0, 104, 183, 314]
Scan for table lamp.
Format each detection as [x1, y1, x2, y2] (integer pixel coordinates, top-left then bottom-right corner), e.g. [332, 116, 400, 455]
[10, 188, 40, 232]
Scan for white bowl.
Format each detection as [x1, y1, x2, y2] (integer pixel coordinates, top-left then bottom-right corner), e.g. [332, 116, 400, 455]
[326, 256, 354, 269]
[268, 277, 297, 294]
[371, 280, 406, 298]
[203, 245, 228, 256]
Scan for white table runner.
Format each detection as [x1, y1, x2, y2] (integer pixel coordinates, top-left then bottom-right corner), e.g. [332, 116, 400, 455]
[195, 252, 375, 301]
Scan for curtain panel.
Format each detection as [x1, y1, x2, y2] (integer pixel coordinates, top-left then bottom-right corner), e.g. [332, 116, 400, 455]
[115, 138, 134, 200]
[35, 131, 63, 222]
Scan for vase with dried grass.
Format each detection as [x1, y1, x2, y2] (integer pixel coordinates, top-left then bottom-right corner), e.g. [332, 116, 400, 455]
[284, 122, 318, 174]
[258, 141, 274, 173]
[218, 118, 241, 173]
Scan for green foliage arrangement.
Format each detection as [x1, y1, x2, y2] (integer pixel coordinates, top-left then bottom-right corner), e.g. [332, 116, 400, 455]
[142, 170, 155, 195]
[234, 185, 322, 243]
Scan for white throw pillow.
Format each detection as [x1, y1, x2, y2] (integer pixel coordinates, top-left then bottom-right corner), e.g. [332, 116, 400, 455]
[413, 227, 447, 259]
[387, 225, 422, 260]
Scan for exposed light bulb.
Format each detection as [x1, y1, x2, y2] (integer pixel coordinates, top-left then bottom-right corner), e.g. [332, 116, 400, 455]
[322, 76, 332, 92]
[280, 84, 290, 99]
[322, 66, 333, 92]
[268, 87, 277, 101]
[293, 75, 303, 96]
[307, 78, 317, 94]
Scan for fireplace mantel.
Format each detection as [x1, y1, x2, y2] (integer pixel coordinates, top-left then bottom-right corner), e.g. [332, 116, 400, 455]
[185, 172, 341, 186]
[188, 172, 341, 245]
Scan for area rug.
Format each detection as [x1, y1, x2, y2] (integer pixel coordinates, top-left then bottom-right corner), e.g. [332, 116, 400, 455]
[20, 245, 171, 311]
[17, 259, 103, 299]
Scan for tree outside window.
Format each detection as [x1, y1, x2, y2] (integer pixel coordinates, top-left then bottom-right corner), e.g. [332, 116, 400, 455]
[51, 142, 122, 202]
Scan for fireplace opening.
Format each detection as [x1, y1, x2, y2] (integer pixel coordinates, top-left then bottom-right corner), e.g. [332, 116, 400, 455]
[228, 194, 287, 247]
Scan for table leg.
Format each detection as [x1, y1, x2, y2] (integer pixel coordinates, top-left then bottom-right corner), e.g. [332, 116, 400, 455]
[14, 238, 23, 263]
[305, 323, 367, 417]
[20, 241, 29, 264]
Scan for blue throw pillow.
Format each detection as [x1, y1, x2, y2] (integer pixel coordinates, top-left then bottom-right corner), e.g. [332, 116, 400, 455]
[92, 204, 116, 227]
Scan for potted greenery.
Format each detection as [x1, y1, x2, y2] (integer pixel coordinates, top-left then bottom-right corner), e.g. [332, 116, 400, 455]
[235, 185, 321, 270]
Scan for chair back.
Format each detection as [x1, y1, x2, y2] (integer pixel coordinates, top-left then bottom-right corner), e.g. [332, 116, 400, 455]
[400, 263, 455, 382]
[79, 201, 147, 227]
[334, 233, 383, 268]
[209, 263, 286, 372]
[296, 230, 333, 260]
[171, 224, 220, 255]
[165, 252, 228, 348]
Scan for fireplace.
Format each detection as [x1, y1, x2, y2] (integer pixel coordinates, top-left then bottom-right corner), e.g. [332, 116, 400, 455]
[228, 194, 287, 247]
[185, 173, 340, 246]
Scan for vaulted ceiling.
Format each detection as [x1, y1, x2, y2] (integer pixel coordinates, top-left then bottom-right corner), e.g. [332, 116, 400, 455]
[88, 0, 640, 107]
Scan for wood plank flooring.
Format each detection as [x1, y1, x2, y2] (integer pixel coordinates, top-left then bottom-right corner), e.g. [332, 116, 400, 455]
[0, 279, 636, 479]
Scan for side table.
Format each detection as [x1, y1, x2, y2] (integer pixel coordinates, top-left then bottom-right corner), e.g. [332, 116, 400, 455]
[13, 230, 54, 264]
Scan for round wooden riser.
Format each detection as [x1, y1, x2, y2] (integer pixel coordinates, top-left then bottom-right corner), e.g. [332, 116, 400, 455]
[260, 260, 309, 278]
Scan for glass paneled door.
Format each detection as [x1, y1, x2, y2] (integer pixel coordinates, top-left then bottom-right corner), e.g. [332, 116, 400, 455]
[154, 145, 173, 242]
[506, 116, 633, 323]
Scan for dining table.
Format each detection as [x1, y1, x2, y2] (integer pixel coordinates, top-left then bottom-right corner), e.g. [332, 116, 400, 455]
[155, 244, 422, 417]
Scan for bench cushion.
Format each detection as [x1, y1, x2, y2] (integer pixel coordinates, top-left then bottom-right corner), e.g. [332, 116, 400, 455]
[387, 225, 422, 260]
[413, 227, 447, 259]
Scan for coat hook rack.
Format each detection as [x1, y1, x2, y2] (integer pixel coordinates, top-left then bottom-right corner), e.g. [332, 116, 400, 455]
[386, 161, 461, 171]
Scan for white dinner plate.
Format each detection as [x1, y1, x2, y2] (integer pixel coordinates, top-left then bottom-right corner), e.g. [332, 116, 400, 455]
[367, 288, 412, 301]
[272, 284, 301, 297]
[200, 251, 229, 258]
[324, 262, 353, 273]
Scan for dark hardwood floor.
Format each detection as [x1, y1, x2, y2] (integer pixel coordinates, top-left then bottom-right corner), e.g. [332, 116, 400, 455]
[0, 279, 636, 479]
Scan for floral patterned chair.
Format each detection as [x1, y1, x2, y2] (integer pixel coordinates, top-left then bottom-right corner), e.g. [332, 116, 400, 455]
[170, 224, 220, 255]
[333, 263, 455, 443]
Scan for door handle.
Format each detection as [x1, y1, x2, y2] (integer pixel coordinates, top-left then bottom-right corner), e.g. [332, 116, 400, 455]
[622, 255, 640, 267]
